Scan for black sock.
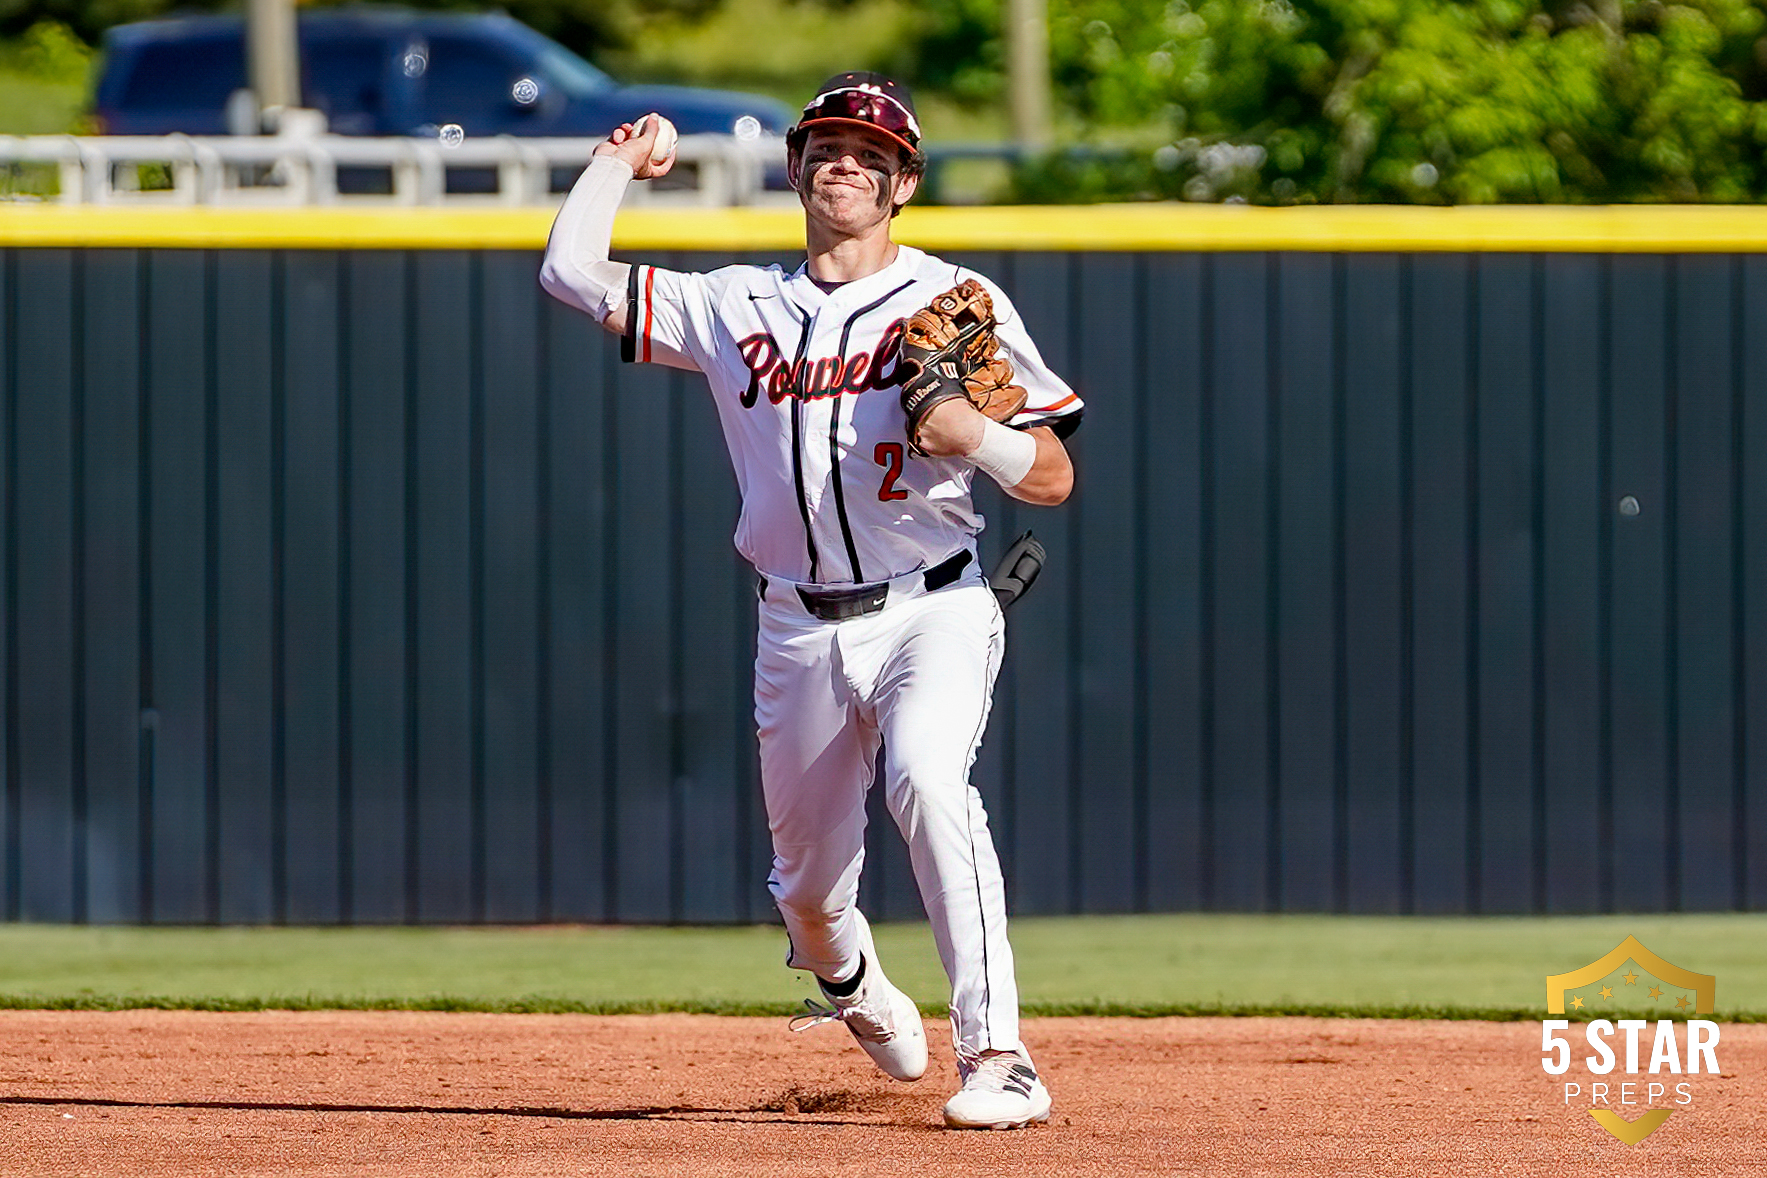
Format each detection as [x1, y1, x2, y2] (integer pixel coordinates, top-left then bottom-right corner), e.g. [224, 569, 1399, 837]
[820, 954, 866, 998]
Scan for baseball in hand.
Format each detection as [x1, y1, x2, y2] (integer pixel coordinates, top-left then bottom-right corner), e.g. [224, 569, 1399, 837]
[632, 113, 677, 165]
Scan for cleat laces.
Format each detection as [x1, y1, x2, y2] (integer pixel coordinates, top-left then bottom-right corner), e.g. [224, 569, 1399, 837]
[788, 995, 897, 1043]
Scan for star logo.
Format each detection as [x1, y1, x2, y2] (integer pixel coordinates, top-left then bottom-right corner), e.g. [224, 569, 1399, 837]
[1623, 971, 1640, 985]
[1570, 995, 1585, 1010]
[1676, 995, 1692, 1011]
[1599, 986, 1614, 1000]
[1649, 985, 1664, 1000]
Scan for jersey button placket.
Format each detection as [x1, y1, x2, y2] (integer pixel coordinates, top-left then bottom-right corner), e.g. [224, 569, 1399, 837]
[796, 306, 839, 581]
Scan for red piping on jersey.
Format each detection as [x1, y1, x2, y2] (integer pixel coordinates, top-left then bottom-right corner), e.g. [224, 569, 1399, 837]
[1039, 392, 1079, 412]
[641, 266, 657, 364]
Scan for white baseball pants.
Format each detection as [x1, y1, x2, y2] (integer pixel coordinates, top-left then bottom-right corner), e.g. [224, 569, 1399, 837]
[757, 560, 1022, 1061]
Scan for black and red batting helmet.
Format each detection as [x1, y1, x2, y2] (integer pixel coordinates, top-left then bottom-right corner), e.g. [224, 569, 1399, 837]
[788, 72, 923, 156]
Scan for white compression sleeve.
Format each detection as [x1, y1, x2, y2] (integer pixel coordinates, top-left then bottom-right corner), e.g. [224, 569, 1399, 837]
[538, 155, 635, 323]
[967, 418, 1038, 489]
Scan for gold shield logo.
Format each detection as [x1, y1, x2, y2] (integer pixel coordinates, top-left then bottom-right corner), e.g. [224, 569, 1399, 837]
[1545, 934, 1716, 1016]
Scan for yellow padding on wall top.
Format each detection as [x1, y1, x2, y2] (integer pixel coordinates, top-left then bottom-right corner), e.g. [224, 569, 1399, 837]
[4, 202, 1767, 252]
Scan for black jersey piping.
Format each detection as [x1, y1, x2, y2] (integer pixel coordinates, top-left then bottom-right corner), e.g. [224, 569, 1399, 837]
[961, 625, 1005, 1047]
[618, 266, 640, 363]
[785, 307, 819, 580]
[826, 396, 864, 583]
[826, 280, 915, 584]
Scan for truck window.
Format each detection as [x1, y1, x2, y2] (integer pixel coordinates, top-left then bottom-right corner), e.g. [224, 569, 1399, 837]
[416, 35, 523, 129]
[304, 38, 387, 132]
[119, 36, 245, 110]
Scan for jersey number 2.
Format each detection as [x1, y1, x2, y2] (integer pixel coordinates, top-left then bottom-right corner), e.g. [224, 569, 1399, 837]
[874, 443, 909, 502]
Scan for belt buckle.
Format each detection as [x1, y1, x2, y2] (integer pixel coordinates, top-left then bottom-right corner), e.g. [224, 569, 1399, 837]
[797, 583, 888, 622]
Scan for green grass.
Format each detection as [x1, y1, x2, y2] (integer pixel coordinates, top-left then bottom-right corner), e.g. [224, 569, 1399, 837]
[2, 914, 1764, 1020]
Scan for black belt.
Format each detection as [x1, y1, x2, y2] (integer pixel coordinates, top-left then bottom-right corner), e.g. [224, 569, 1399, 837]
[787, 550, 973, 622]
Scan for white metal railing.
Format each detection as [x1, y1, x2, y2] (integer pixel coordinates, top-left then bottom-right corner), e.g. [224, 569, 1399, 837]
[0, 131, 791, 207]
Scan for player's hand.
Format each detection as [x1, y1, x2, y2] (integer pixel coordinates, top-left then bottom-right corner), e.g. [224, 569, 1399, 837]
[593, 118, 677, 181]
[912, 397, 987, 459]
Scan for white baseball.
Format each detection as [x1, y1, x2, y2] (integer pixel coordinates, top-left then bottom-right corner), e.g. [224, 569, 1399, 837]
[632, 113, 677, 165]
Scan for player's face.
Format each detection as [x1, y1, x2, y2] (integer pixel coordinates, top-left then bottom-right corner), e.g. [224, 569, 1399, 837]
[794, 125, 917, 232]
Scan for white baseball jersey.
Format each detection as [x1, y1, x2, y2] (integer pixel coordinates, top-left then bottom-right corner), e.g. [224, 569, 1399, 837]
[620, 245, 1083, 584]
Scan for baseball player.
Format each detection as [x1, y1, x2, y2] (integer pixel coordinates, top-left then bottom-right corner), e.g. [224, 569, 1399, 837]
[539, 71, 1082, 1130]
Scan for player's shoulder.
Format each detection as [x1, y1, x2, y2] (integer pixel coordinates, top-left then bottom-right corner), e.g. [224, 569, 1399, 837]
[910, 253, 1020, 325]
[899, 247, 979, 289]
[696, 259, 794, 299]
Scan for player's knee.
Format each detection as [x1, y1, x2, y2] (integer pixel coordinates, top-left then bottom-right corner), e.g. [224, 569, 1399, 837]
[771, 884, 846, 927]
[884, 755, 966, 809]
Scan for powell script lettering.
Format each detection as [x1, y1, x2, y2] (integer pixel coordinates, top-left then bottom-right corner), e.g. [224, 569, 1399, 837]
[739, 323, 903, 408]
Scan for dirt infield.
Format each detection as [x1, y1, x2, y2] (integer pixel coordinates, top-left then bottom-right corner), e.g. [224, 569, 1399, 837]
[3, 1012, 1762, 1177]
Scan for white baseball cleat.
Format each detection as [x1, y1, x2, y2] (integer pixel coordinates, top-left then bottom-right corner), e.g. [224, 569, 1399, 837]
[789, 945, 927, 1081]
[942, 1050, 1052, 1130]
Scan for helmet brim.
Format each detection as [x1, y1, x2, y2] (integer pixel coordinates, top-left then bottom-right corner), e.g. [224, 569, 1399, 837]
[790, 117, 919, 157]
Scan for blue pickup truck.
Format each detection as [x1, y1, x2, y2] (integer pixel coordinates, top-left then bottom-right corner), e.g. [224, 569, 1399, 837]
[93, 7, 795, 142]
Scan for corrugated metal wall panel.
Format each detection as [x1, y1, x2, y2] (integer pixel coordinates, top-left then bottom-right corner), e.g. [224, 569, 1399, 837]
[1675, 256, 1743, 912]
[143, 250, 211, 924]
[1472, 254, 1539, 914]
[1272, 253, 1338, 914]
[280, 248, 344, 925]
[0, 244, 1760, 922]
[480, 250, 545, 924]
[340, 251, 412, 924]
[1207, 253, 1274, 913]
[213, 250, 277, 925]
[1072, 252, 1141, 914]
[1539, 254, 1603, 915]
[0, 250, 13, 925]
[998, 252, 1081, 917]
[1341, 254, 1406, 916]
[1608, 255, 1676, 915]
[538, 286, 613, 923]
[1744, 257, 1767, 913]
[409, 250, 476, 924]
[1141, 253, 1207, 914]
[1403, 254, 1474, 916]
[80, 249, 145, 926]
[12, 249, 77, 924]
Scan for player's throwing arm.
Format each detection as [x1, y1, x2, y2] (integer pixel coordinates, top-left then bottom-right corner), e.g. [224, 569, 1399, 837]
[537, 114, 677, 340]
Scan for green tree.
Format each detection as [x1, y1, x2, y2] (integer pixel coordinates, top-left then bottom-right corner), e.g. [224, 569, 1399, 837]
[956, 0, 1767, 202]
[0, 19, 94, 135]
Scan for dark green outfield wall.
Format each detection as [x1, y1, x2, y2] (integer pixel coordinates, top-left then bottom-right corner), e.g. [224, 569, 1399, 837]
[2, 247, 1765, 923]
